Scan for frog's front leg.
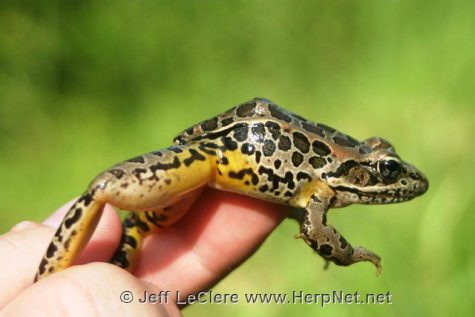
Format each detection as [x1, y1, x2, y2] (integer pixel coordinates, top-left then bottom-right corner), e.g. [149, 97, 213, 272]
[35, 145, 214, 282]
[300, 194, 382, 274]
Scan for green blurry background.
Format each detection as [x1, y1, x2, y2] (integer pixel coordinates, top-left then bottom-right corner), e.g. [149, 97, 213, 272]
[1, 0, 474, 316]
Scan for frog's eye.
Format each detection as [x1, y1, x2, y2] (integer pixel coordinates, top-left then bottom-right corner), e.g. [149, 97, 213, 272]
[378, 159, 402, 183]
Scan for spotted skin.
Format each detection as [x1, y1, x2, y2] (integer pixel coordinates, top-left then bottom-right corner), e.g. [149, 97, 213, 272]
[35, 97, 429, 281]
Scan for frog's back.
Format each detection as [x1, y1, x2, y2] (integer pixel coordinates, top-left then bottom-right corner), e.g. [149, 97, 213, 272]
[174, 98, 368, 155]
[173, 98, 268, 145]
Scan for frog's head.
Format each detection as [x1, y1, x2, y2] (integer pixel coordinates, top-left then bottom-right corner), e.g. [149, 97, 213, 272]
[325, 137, 429, 206]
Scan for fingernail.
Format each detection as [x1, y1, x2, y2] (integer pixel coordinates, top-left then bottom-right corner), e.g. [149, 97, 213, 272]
[10, 221, 40, 232]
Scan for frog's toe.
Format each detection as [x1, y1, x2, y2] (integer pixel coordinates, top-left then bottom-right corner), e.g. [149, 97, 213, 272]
[352, 246, 382, 275]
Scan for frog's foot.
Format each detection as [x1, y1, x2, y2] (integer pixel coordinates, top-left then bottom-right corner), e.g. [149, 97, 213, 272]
[110, 188, 203, 272]
[352, 246, 382, 275]
[303, 228, 382, 275]
[110, 213, 144, 271]
[302, 223, 382, 275]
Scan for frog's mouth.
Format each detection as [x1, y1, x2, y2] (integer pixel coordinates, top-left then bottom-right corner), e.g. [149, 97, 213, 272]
[330, 164, 429, 205]
[333, 184, 426, 205]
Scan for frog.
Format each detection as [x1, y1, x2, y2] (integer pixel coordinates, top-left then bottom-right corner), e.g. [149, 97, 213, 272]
[35, 97, 429, 282]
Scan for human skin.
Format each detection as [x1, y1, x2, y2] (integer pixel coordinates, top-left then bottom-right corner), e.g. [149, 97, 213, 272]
[0, 188, 286, 316]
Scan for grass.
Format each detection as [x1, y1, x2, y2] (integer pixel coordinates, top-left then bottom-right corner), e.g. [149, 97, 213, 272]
[1, 1, 474, 316]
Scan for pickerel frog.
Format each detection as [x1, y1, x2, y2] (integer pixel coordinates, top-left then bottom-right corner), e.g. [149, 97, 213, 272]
[35, 98, 428, 281]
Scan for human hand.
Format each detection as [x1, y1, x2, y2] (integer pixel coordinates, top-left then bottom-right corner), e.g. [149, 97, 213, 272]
[0, 188, 286, 316]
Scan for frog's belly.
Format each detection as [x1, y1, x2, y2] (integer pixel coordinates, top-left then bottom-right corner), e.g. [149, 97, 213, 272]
[208, 180, 290, 206]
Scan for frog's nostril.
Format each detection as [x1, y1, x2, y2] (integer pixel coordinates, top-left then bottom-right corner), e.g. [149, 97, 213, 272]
[413, 174, 429, 196]
[406, 166, 429, 196]
[422, 176, 429, 193]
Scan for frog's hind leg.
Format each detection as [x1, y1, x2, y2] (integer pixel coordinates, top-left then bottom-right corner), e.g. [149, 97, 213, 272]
[110, 188, 203, 272]
[110, 213, 143, 271]
[35, 144, 215, 282]
[35, 189, 105, 282]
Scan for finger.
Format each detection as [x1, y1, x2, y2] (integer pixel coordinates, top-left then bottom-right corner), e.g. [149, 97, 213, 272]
[42, 200, 76, 228]
[0, 202, 121, 309]
[2, 263, 180, 317]
[75, 204, 122, 265]
[134, 188, 287, 298]
[0, 222, 52, 309]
